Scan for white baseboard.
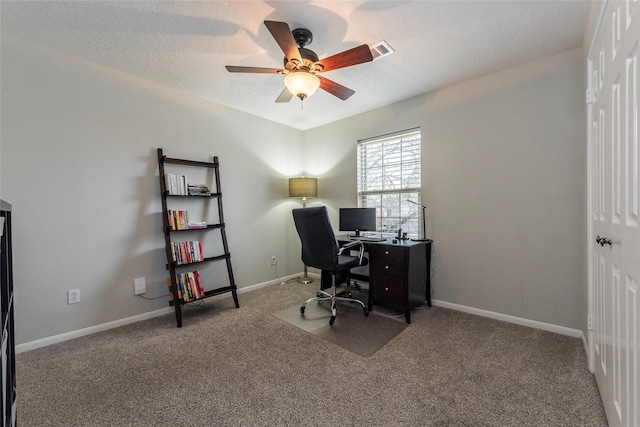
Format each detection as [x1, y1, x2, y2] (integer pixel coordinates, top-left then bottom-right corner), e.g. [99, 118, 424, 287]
[18, 275, 585, 354]
[16, 306, 174, 353]
[431, 299, 585, 339]
[16, 274, 302, 354]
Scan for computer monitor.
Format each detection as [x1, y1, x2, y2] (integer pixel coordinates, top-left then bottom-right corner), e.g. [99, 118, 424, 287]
[339, 208, 376, 237]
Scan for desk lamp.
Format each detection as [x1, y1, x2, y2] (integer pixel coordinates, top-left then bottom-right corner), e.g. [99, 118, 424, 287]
[289, 177, 318, 283]
[406, 199, 428, 241]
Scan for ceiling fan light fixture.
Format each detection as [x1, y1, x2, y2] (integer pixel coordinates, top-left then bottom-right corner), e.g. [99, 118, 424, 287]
[284, 71, 320, 100]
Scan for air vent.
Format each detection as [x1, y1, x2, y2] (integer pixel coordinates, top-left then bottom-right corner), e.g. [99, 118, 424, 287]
[370, 40, 395, 61]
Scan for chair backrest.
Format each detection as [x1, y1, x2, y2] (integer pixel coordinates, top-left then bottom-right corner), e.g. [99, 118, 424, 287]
[292, 206, 340, 272]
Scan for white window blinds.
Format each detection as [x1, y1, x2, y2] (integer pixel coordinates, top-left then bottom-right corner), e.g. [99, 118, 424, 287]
[357, 129, 422, 236]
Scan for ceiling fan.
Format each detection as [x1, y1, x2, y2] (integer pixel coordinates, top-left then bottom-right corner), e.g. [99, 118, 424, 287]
[225, 20, 374, 103]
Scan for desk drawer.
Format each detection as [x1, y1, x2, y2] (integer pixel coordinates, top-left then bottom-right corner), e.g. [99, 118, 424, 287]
[369, 244, 404, 261]
[371, 274, 404, 311]
[370, 259, 404, 276]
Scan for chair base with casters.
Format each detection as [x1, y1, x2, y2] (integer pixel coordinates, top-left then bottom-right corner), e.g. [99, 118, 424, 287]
[300, 276, 369, 326]
[336, 278, 367, 298]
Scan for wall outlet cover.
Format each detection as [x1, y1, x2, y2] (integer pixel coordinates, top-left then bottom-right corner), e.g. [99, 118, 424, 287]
[68, 289, 80, 304]
[134, 277, 146, 295]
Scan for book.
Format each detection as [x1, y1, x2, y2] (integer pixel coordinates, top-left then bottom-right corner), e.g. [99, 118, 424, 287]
[194, 270, 205, 296]
[187, 272, 198, 299]
[167, 210, 175, 230]
[187, 221, 207, 229]
[167, 277, 183, 302]
[179, 242, 187, 265]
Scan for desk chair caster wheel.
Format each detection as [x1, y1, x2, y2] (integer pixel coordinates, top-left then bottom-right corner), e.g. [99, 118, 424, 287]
[300, 305, 305, 315]
[329, 315, 336, 326]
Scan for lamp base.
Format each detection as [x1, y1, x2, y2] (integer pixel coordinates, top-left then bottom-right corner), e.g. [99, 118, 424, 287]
[298, 265, 314, 284]
[298, 276, 314, 285]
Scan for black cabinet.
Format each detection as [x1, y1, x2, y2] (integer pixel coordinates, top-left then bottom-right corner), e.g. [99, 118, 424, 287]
[368, 240, 432, 324]
[334, 236, 433, 324]
[1, 200, 16, 426]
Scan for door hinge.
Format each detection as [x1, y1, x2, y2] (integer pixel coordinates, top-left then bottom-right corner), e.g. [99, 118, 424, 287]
[587, 313, 594, 330]
[586, 88, 595, 104]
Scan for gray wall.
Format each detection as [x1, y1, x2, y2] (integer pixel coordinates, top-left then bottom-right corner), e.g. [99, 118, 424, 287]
[1, 36, 306, 344]
[305, 49, 586, 331]
[2, 33, 586, 345]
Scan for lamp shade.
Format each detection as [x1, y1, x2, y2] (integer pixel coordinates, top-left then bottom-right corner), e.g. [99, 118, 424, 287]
[289, 177, 317, 198]
[284, 72, 321, 100]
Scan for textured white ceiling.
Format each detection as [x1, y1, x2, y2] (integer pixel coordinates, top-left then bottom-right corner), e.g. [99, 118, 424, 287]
[1, 1, 592, 130]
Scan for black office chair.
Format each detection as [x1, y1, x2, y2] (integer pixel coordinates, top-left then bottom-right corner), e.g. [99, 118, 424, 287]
[292, 206, 369, 326]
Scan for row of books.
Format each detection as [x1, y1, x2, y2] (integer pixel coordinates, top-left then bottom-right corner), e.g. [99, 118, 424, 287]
[164, 174, 211, 196]
[171, 241, 204, 265]
[164, 173, 188, 195]
[188, 183, 211, 196]
[167, 270, 205, 302]
[168, 210, 189, 230]
[167, 210, 207, 231]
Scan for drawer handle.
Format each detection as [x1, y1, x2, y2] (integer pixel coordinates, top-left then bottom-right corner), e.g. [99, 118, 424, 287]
[385, 265, 389, 269]
[384, 250, 389, 255]
[385, 287, 389, 291]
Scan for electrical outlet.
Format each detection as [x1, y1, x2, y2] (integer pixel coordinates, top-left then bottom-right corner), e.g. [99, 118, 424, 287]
[68, 289, 80, 304]
[134, 277, 146, 295]
[271, 256, 277, 266]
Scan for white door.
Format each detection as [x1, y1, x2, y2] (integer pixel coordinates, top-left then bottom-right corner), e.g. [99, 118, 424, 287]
[588, 1, 640, 426]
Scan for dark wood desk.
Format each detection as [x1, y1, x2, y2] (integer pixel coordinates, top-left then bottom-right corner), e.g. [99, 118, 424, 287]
[328, 236, 433, 324]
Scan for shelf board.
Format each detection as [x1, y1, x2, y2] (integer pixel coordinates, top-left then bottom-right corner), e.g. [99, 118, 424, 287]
[164, 192, 222, 198]
[169, 285, 238, 306]
[166, 223, 225, 232]
[167, 253, 231, 270]
[163, 157, 218, 168]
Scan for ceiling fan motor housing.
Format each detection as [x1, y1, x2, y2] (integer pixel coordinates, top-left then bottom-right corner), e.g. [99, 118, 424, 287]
[284, 28, 319, 69]
[292, 28, 313, 48]
[284, 48, 319, 69]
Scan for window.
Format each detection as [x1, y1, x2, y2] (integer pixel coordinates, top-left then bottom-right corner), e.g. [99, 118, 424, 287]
[357, 129, 422, 237]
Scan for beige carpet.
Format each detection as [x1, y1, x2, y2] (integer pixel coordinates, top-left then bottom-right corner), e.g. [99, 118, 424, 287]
[15, 281, 608, 426]
[274, 297, 407, 357]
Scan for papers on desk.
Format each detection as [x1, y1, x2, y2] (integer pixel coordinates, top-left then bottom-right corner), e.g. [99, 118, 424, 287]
[351, 237, 386, 242]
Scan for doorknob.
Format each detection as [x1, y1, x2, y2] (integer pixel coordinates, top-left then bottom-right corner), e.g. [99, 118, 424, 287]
[596, 235, 612, 247]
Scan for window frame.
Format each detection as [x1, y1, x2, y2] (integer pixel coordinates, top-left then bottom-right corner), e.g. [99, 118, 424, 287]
[356, 128, 422, 237]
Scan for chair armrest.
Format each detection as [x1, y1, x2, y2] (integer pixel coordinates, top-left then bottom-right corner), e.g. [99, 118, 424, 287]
[337, 240, 365, 264]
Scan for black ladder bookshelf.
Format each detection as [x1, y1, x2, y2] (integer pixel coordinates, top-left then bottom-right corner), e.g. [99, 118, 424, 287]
[157, 148, 239, 327]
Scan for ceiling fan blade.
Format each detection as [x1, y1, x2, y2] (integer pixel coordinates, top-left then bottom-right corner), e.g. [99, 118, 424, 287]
[225, 65, 283, 74]
[264, 20, 302, 63]
[316, 44, 373, 72]
[275, 87, 293, 103]
[319, 77, 355, 100]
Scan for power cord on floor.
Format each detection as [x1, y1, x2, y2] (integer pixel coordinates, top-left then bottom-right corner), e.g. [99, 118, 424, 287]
[274, 260, 308, 285]
[274, 260, 293, 284]
[137, 293, 170, 300]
